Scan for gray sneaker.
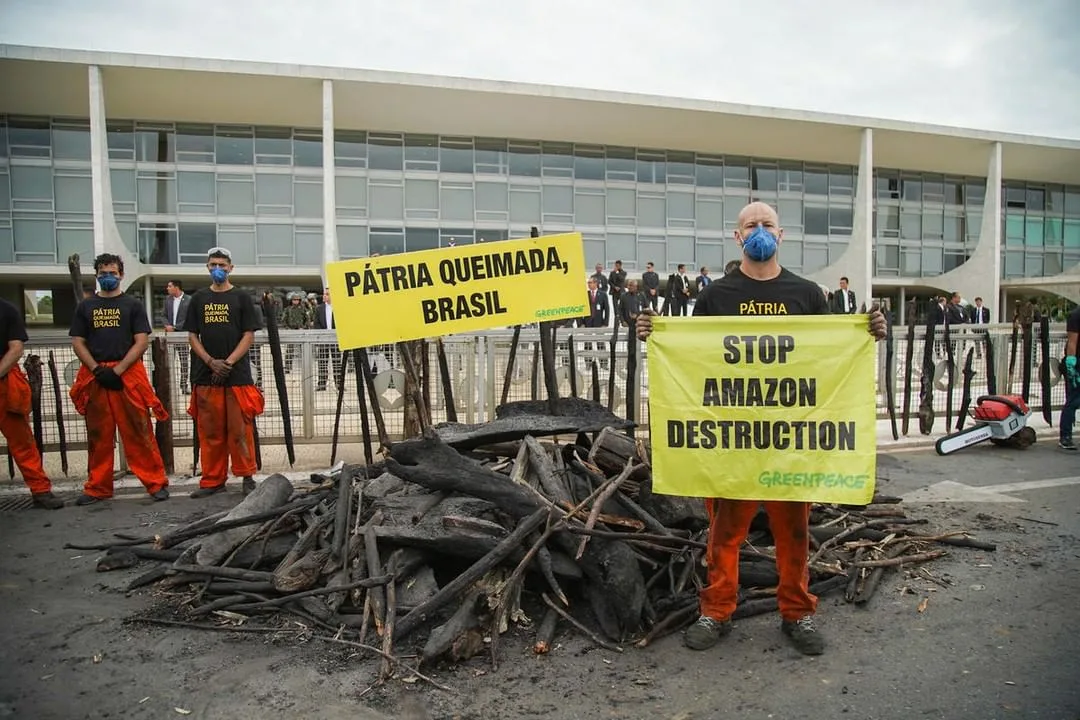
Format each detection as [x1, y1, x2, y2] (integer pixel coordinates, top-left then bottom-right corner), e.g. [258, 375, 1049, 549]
[782, 615, 826, 655]
[1059, 438, 1077, 451]
[683, 615, 732, 651]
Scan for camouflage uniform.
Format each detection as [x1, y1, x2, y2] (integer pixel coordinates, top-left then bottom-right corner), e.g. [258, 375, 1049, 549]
[280, 294, 309, 371]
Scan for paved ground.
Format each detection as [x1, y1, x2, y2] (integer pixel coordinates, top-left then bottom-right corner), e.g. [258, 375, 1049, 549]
[0, 442, 1077, 719]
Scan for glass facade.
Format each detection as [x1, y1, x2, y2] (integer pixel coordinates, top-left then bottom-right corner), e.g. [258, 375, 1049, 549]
[1, 114, 1078, 279]
[1001, 181, 1080, 278]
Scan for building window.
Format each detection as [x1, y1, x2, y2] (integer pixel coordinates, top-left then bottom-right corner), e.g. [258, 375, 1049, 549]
[255, 172, 293, 216]
[440, 137, 474, 174]
[177, 171, 216, 214]
[337, 225, 369, 258]
[405, 227, 438, 252]
[254, 126, 293, 166]
[293, 177, 323, 219]
[370, 227, 404, 255]
[137, 171, 177, 214]
[180, 222, 219, 263]
[440, 182, 474, 222]
[216, 127, 254, 166]
[175, 124, 216, 163]
[404, 134, 438, 171]
[804, 206, 829, 236]
[9, 118, 52, 158]
[369, 181, 404, 220]
[293, 129, 323, 168]
[218, 174, 255, 216]
[335, 174, 367, 218]
[335, 131, 367, 168]
[52, 119, 91, 160]
[54, 173, 93, 213]
[255, 222, 294, 262]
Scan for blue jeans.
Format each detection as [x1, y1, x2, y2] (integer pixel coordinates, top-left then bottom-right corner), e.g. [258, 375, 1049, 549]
[1062, 378, 1080, 442]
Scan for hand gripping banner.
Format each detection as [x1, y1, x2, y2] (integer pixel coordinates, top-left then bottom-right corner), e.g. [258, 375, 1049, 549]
[647, 315, 877, 504]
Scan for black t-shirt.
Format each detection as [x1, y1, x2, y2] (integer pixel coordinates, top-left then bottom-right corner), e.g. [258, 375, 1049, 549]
[693, 267, 831, 318]
[188, 287, 257, 387]
[1067, 307, 1080, 358]
[69, 294, 151, 361]
[0, 297, 28, 351]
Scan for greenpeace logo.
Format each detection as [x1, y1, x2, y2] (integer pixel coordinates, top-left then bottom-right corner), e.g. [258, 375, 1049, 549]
[535, 304, 585, 318]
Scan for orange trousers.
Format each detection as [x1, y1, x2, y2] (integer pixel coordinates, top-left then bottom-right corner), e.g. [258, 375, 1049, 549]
[700, 499, 818, 622]
[0, 369, 52, 495]
[71, 361, 168, 498]
[189, 385, 264, 489]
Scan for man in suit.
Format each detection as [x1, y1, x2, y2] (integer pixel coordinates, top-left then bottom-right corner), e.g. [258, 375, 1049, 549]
[589, 264, 609, 295]
[968, 296, 990, 358]
[607, 260, 627, 305]
[696, 267, 711, 294]
[831, 277, 857, 314]
[618, 279, 647, 328]
[314, 286, 340, 391]
[163, 279, 191, 393]
[642, 262, 660, 311]
[668, 264, 691, 317]
[579, 278, 609, 356]
[582, 278, 609, 328]
[968, 297, 990, 325]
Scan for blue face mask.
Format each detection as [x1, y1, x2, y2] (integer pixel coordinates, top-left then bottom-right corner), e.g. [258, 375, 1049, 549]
[210, 267, 229, 285]
[97, 274, 120, 292]
[741, 224, 778, 262]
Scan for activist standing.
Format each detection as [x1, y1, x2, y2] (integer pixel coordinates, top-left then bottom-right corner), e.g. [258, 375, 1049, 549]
[0, 297, 64, 509]
[636, 202, 887, 655]
[1059, 304, 1079, 451]
[187, 247, 265, 498]
[69, 253, 170, 505]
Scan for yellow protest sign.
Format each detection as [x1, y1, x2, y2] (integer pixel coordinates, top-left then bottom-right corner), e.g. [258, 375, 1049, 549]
[326, 233, 588, 349]
[647, 315, 877, 504]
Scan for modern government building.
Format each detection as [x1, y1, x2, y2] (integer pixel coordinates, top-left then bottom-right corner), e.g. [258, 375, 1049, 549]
[1, 44, 1079, 328]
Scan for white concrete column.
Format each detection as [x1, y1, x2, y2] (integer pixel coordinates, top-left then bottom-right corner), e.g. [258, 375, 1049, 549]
[981, 142, 1003, 321]
[853, 128, 874, 308]
[143, 274, 153, 327]
[927, 142, 1002, 319]
[321, 79, 339, 286]
[804, 128, 872, 306]
[88, 65, 143, 288]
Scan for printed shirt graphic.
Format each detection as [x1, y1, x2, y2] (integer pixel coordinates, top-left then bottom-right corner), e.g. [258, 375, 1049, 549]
[69, 294, 150, 361]
[647, 267, 877, 504]
[188, 287, 257, 387]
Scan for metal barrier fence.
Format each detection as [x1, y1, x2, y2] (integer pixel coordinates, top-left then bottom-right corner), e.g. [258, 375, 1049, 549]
[4, 323, 1072, 459]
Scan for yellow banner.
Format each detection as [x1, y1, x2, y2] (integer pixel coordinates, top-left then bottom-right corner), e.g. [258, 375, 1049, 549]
[326, 233, 588, 349]
[647, 315, 877, 504]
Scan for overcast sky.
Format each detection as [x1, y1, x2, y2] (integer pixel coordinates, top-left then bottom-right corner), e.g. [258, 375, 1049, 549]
[2, 0, 1078, 139]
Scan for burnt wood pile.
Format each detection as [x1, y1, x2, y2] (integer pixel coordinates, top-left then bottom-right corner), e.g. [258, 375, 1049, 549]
[68, 397, 996, 681]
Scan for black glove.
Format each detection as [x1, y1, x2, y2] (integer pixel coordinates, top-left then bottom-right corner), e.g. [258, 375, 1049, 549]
[93, 366, 124, 391]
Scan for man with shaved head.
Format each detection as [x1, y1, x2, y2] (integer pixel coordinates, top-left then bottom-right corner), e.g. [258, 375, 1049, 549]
[637, 201, 887, 656]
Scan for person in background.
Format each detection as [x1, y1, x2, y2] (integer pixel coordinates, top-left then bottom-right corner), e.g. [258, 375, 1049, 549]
[607, 260, 627, 305]
[723, 260, 742, 276]
[187, 247, 264, 498]
[69, 253, 170, 505]
[642, 262, 660, 311]
[163, 279, 191, 394]
[589, 264, 609, 295]
[280, 292, 308, 373]
[636, 201, 887, 656]
[314, 286, 340, 392]
[695, 267, 711, 294]
[831, 277, 857, 314]
[0, 297, 63, 509]
[968, 297, 991, 325]
[618, 279, 647, 328]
